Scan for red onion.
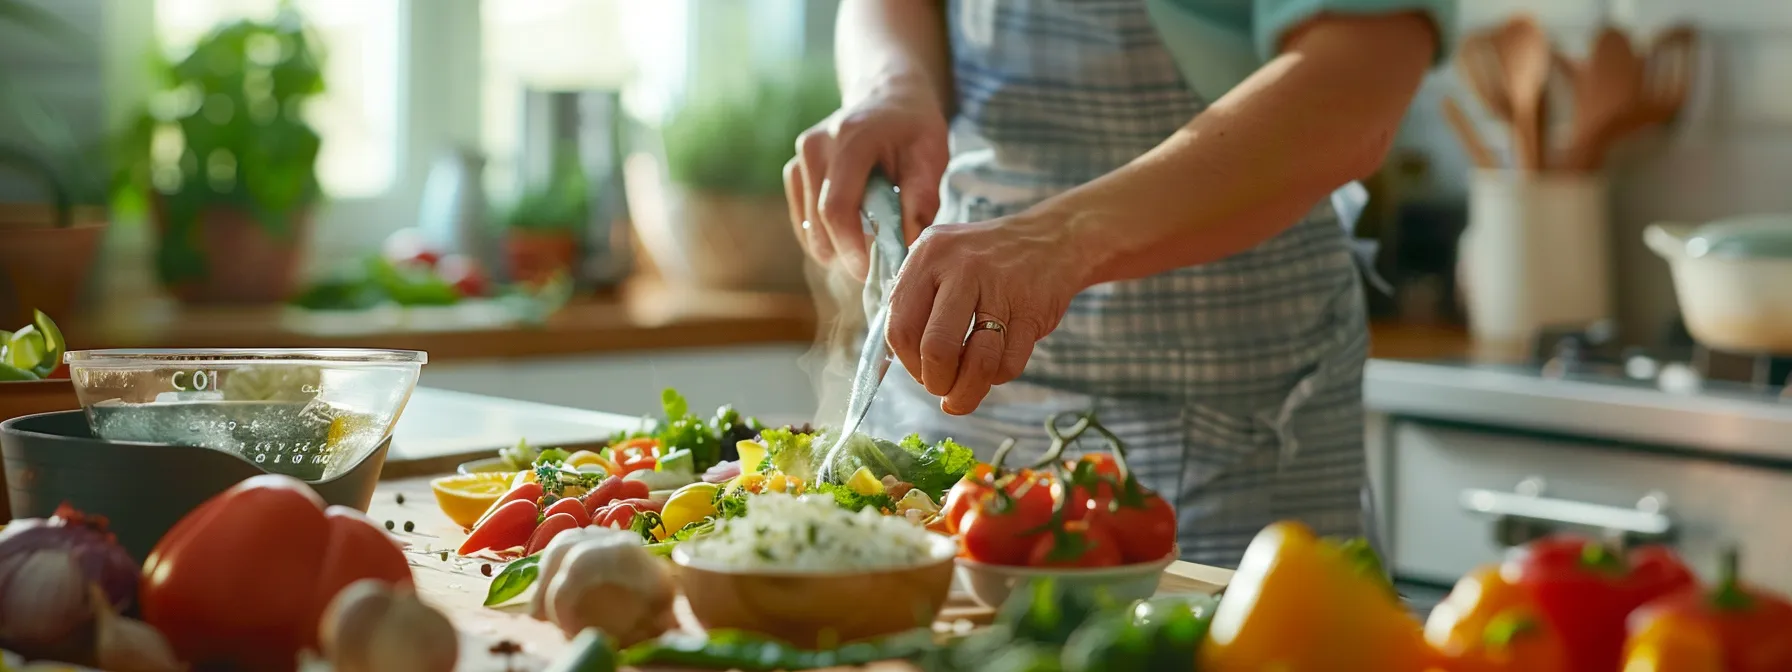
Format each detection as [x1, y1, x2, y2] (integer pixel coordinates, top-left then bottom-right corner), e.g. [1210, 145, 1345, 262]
[0, 504, 140, 658]
[702, 461, 741, 484]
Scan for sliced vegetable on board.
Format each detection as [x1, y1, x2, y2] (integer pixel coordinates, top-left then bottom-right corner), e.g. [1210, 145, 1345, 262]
[140, 474, 411, 672]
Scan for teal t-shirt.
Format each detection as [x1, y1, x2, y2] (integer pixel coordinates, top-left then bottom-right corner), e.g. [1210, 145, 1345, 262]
[1145, 0, 1458, 101]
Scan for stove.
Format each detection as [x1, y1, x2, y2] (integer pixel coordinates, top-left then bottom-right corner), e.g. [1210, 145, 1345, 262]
[1364, 324, 1792, 609]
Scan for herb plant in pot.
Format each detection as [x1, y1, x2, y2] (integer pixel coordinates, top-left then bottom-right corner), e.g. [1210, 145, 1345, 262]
[113, 11, 325, 304]
[497, 154, 585, 287]
[645, 68, 838, 292]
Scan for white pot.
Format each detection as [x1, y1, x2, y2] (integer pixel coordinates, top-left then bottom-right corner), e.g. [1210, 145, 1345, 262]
[1457, 170, 1612, 345]
[1645, 214, 1792, 354]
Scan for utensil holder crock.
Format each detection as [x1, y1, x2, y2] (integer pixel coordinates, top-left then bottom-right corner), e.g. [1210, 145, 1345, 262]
[1458, 169, 1613, 345]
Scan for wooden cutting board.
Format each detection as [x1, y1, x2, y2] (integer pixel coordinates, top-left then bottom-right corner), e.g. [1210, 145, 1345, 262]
[369, 476, 1233, 672]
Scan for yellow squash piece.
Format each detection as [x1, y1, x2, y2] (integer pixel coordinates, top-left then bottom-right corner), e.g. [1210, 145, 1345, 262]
[430, 472, 517, 529]
[738, 440, 769, 474]
[657, 482, 721, 541]
[1620, 609, 1725, 672]
[845, 466, 884, 496]
[1201, 521, 1438, 672]
[565, 450, 618, 474]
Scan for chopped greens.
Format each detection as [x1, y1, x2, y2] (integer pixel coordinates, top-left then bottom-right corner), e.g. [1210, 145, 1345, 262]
[606, 388, 767, 474]
[897, 434, 977, 501]
[760, 427, 818, 482]
[811, 481, 896, 514]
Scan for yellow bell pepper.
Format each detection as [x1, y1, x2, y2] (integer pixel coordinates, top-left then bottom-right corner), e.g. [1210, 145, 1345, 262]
[1425, 565, 1569, 672]
[1621, 609, 1725, 672]
[1200, 521, 1437, 672]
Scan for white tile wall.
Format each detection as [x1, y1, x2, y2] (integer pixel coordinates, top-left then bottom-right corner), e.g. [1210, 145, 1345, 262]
[1402, 0, 1792, 342]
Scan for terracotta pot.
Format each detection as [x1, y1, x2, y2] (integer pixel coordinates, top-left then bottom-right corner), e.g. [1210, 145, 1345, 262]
[650, 188, 808, 292]
[0, 204, 107, 326]
[154, 201, 312, 304]
[504, 229, 579, 285]
[0, 379, 79, 521]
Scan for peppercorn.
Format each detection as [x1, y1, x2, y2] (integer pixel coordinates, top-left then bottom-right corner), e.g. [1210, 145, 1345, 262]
[395, 493, 406, 505]
[403, 520, 415, 533]
[481, 563, 493, 577]
[384, 520, 395, 531]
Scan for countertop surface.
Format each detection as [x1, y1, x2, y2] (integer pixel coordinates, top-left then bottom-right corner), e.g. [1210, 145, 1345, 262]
[385, 387, 645, 477]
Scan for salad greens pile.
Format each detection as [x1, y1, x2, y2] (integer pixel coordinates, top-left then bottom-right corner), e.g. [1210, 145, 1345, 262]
[613, 389, 765, 472]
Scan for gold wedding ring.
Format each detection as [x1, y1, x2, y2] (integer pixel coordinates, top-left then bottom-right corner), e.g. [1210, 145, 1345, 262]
[969, 314, 1007, 336]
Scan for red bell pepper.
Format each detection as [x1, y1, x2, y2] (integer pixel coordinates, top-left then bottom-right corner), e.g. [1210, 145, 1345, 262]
[1625, 548, 1792, 672]
[1503, 535, 1696, 672]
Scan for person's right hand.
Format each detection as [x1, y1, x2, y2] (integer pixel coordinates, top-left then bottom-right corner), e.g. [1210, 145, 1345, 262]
[784, 85, 949, 282]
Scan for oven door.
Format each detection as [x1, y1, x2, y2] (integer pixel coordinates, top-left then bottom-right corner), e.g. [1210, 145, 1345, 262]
[1379, 418, 1792, 594]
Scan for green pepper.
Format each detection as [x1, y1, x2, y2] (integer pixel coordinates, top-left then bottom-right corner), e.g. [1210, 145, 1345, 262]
[543, 628, 618, 672]
[1058, 594, 1216, 672]
[620, 629, 935, 671]
[0, 362, 39, 381]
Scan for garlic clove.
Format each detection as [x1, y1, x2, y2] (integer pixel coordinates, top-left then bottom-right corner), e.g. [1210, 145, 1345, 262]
[319, 579, 458, 672]
[88, 584, 184, 672]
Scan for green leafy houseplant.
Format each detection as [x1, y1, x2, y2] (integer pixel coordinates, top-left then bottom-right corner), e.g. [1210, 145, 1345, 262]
[496, 150, 586, 285]
[112, 8, 325, 289]
[660, 66, 840, 196]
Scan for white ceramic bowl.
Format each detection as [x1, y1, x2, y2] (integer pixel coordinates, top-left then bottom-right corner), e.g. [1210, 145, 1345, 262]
[955, 547, 1180, 609]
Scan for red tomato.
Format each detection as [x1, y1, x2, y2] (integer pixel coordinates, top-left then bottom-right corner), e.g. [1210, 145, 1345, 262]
[459, 499, 539, 555]
[615, 480, 651, 502]
[435, 254, 488, 297]
[960, 481, 1055, 566]
[1052, 479, 1097, 522]
[1075, 453, 1122, 479]
[542, 496, 591, 527]
[1027, 519, 1124, 568]
[476, 481, 542, 528]
[140, 475, 410, 672]
[581, 476, 625, 514]
[525, 512, 581, 555]
[941, 465, 996, 534]
[381, 227, 440, 268]
[1106, 494, 1177, 563]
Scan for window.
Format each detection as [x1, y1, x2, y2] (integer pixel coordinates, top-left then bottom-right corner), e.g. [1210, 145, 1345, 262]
[153, 0, 401, 198]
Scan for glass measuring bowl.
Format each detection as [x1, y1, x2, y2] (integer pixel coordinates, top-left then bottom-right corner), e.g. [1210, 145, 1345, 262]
[63, 349, 426, 482]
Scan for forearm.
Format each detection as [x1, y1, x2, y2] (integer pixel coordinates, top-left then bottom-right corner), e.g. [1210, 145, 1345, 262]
[1038, 12, 1437, 287]
[835, 0, 953, 112]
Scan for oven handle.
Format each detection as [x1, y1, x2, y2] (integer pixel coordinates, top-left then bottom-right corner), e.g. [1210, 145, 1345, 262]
[1459, 487, 1675, 545]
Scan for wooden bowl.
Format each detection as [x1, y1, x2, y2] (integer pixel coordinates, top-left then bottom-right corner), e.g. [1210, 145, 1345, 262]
[955, 547, 1181, 609]
[0, 379, 80, 520]
[672, 533, 958, 648]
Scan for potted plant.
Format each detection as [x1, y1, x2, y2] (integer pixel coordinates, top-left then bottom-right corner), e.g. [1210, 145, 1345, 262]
[641, 65, 839, 292]
[0, 310, 75, 520]
[495, 152, 586, 286]
[0, 1, 109, 326]
[112, 9, 325, 304]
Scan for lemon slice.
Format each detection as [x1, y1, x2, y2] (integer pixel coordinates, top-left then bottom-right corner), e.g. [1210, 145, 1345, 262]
[430, 472, 517, 529]
[658, 482, 721, 541]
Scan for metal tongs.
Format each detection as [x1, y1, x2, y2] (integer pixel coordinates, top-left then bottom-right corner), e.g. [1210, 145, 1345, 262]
[816, 173, 906, 483]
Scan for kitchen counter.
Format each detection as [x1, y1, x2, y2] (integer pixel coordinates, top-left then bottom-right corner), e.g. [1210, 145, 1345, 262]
[383, 387, 647, 477]
[64, 282, 818, 362]
[370, 475, 1235, 671]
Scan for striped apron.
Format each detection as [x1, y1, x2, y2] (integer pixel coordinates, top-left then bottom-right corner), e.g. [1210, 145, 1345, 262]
[861, 0, 1372, 568]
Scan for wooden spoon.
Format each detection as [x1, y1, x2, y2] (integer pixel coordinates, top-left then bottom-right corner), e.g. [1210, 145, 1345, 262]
[1560, 26, 1645, 171]
[1492, 16, 1553, 171]
[1628, 25, 1697, 131]
[1456, 30, 1516, 128]
[1441, 95, 1499, 169]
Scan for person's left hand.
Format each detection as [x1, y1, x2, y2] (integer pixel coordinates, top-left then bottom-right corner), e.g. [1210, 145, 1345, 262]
[885, 213, 1087, 415]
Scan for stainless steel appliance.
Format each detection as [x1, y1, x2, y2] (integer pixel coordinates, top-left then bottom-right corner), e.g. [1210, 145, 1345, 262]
[1366, 329, 1792, 613]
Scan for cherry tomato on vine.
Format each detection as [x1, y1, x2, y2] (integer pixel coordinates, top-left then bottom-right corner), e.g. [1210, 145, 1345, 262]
[1027, 518, 1124, 568]
[943, 466, 1043, 534]
[1105, 493, 1177, 563]
[959, 480, 1055, 566]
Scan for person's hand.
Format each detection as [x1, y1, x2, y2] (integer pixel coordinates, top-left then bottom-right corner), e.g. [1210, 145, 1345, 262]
[784, 85, 949, 281]
[886, 214, 1088, 415]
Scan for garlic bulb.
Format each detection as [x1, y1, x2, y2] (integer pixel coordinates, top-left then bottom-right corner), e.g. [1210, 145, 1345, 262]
[318, 579, 458, 672]
[89, 585, 184, 672]
[527, 527, 675, 645]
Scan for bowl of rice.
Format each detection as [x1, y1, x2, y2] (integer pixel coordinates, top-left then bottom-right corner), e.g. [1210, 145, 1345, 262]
[672, 492, 958, 648]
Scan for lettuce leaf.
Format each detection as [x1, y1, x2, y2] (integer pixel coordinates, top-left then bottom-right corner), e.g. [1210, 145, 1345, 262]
[898, 434, 977, 501]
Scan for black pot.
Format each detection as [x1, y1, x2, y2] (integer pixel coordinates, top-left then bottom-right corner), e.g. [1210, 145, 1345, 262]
[0, 410, 388, 562]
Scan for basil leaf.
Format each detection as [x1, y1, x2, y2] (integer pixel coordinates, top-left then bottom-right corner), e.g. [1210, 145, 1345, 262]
[483, 554, 542, 607]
